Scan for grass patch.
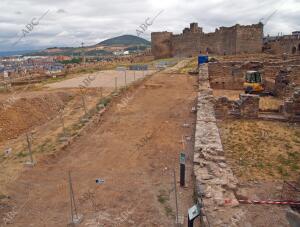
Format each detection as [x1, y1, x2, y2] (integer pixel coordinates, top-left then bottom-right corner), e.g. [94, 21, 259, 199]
[164, 205, 174, 217]
[157, 189, 175, 217]
[178, 58, 197, 74]
[16, 151, 28, 158]
[35, 138, 55, 153]
[219, 120, 300, 180]
[157, 189, 169, 204]
[41, 76, 67, 85]
[99, 97, 111, 107]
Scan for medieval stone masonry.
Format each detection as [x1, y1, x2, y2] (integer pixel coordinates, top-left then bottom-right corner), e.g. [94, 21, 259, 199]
[151, 22, 264, 59]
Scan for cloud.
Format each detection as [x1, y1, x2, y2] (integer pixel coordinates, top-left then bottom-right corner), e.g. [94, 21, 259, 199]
[57, 9, 66, 14]
[0, 0, 299, 51]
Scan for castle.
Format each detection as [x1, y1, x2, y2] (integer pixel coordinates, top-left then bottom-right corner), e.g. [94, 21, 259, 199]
[264, 33, 300, 55]
[151, 23, 264, 59]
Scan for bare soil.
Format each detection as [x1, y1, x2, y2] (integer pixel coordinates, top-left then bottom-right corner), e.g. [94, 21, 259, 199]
[0, 67, 198, 226]
[0, 87, 112, 194]
[47, 70, 156, 89]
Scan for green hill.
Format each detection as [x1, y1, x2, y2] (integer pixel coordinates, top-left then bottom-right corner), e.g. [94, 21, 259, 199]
[99, 35, 150, 46]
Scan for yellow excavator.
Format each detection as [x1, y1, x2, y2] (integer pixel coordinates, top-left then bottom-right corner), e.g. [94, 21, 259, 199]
[243, 70, 265, 94]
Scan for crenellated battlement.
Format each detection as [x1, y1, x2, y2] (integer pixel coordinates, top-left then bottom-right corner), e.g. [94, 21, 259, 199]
[151, 22, 264, 59]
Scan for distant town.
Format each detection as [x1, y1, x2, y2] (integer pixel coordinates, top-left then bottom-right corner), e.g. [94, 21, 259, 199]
[0, 34, 151, 87]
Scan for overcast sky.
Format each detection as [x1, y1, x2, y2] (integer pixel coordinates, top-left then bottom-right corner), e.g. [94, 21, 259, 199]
[0, 0, 299, 51]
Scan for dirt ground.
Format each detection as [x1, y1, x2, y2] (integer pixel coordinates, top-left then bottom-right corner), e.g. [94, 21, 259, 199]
[47, 70, 156, 89]
[0, 63, 198, 226]
[0, 69, 155, 194]
[0, 87, 113, 194]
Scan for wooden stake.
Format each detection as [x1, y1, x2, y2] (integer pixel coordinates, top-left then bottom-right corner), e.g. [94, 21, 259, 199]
[26, 133, 34, 164]
[59, 110, 66, 137]
[173, 170, 179, 224]
[68, 171, 79, 223]
[181, 135, 186, 150]
[81, 94, 87, 115]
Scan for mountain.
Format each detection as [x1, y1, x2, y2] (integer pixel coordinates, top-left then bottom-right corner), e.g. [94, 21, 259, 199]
[22, 35, 151, 57]
[0, 50, 39, 57]
[99, 35, 150, 46]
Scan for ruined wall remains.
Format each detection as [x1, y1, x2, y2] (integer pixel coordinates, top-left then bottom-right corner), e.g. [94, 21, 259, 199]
[215, 94, 260, 119]
[151, 23, 263, 59]
[208, 60, 300, 93]
[208, 62, 244, 90]
[282, 88, 300, 121]
[208, 61, 263, 90]
[194, 64, 243, 226]
[275, 69, 294, 97]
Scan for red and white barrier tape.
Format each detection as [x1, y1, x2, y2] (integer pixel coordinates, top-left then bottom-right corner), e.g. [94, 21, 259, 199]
[238, 200, 300, 205]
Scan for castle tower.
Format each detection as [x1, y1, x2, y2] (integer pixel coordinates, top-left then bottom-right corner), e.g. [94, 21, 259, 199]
[151, 32, 172, 59]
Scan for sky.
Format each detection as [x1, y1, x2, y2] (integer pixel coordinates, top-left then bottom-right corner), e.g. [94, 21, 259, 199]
[0, 0, 299, 51]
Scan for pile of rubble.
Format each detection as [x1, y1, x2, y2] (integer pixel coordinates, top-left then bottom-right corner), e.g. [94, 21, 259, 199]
[194, 65, 243, 226]
[282, 88, 300, 121]
[275, 68, 295, 97]
[215, 94, 260, 119]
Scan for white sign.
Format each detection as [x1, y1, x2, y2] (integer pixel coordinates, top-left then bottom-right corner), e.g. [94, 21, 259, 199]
[3, 71, 8, 78]
[188, 204, 201, 220]
[116, 67, 126, 71]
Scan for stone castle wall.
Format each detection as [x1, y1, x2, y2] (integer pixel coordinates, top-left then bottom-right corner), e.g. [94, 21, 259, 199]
[151, 32, 173, 59]
[151, 23, 263, 59]
[264, 36, 300, 55]
[236, 24, 263, 53]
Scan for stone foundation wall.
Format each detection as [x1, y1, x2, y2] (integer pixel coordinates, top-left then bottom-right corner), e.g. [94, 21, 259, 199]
[208, 62, 245, 90]
[208, 60, 300, 93]
[275, 66, 300, 98]
[194, 64, 243, 226]
[282, 88, 300, 121]
[208, 61, 263, 90]
[215, 94, 260, 119]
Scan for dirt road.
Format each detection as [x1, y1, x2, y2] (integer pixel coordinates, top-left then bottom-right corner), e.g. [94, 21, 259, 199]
[1, 66, 198, 226]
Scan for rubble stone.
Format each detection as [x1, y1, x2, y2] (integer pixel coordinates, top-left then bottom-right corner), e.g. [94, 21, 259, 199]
[194, 64, 243, 226]
[283, 88, 300, 121]
[215, 94, 259, 119]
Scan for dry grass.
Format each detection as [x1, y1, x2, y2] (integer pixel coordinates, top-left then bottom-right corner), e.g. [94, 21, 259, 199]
[213, 89, 241, 100]
[211, 53, 279, 62]
[259, 96, 282, 111]
[218, 119, 300, 181]
[178, 57, 198, 74]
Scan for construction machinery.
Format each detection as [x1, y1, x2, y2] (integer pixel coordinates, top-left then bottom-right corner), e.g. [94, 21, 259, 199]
[243, 70, 265, 94]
